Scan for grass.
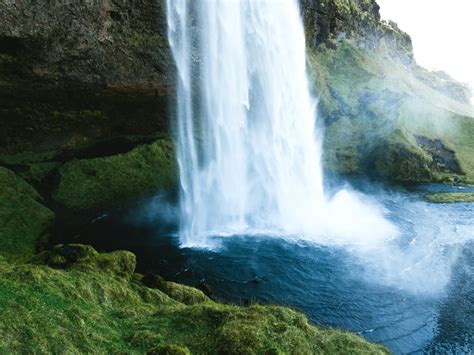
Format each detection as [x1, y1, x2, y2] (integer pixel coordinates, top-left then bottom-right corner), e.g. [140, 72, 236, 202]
[0, 244, 389, 354]
[52, 139, 177, 211]
[309, 40, 474, 183]
[425, 192, 474, 204]
[0, 166, 54, 261]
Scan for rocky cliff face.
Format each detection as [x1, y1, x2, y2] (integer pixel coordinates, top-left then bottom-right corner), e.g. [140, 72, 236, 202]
[0, 0, 172, 155]
[299, 0, 474, 184]
[300, 0, 413, 61]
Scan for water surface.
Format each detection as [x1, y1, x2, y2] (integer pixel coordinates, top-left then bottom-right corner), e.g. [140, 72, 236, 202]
[55, 183, 474, 354]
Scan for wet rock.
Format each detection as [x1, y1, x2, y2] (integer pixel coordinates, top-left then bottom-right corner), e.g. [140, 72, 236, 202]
[57, 245, 80, 263]
[142, 272, 164, 289]
[415, 135, 463, 174]
[197, 282, 212, 296]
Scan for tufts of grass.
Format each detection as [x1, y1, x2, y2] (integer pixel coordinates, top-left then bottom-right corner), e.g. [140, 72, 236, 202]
[0, 245, 389, 354]
[157, 281, 210, 306]
[0, 166, 54, 261]
[425, 192, 474, 204]
[52, 139, 177, 211]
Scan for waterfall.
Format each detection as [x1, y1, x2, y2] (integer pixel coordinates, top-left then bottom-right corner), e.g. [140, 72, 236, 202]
[166, 0, 397, 246]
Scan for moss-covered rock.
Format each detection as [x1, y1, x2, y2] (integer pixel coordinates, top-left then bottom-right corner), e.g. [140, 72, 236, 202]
[425, 192, 474, 204]
[158, 281, 210, 305]
[18, 161, 62, 184]
[0, 166, 54, 261]
[52, 139, 177, 211]
[0, 245, 388, 354]
[32, 244, 136, 279]
[309, 40, 474, 183]
[147, 344, 191, 355]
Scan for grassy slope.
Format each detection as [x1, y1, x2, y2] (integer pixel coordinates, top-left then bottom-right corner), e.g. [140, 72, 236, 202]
[0, 166, 54, 261]
[310, 40, 474, 183]
[52, 138, 177, 211]
[0, 245, 388, 354]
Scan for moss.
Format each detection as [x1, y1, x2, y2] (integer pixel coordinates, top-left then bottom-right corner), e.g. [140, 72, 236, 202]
[130, 330, 165, 347]
[147, 344, 191, 355]
[309, 40, 474, 183]
[158, 281, 210, 305]
[127, 32, 168, 49]
[52, 139, 177, 211]
[0, 245, 388, 354]
[19, 161, 61, 184]
[372, 129, 436, 182]
[0, 166, 54, 261]
[32, 244, 137, 279]
[425, 192, 474, 204]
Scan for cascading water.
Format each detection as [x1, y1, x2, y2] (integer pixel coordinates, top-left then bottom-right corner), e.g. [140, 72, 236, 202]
[167, 0, 397, 246]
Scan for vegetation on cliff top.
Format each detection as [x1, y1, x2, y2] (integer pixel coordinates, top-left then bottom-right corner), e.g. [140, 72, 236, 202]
[309, 40, 474, 183]
[0, 244, 388, 354]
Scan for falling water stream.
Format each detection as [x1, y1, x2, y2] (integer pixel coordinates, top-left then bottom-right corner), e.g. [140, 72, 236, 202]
[166, 0, 396, 247]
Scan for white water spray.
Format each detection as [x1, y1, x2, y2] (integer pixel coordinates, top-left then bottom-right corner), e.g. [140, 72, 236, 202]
[167, 0, 397, 247]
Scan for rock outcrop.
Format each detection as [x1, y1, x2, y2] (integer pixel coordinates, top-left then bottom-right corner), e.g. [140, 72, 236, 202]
[0, 0, 172, 154]
[300, 0, 413, 62]
[300, 0, 474, 183]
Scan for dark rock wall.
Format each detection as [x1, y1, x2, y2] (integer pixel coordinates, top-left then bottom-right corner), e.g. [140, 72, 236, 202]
[0, 0, 173, 154]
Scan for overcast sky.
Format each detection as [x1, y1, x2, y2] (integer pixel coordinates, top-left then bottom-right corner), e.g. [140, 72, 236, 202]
[377, 0, 474, 94]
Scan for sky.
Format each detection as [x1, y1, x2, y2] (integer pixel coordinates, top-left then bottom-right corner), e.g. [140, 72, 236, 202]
[377, 0, 474, 97]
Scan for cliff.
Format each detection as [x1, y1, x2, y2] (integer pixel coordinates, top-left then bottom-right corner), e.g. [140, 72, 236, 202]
[0, 0, 172, 155]
[300, 0, 474, 183]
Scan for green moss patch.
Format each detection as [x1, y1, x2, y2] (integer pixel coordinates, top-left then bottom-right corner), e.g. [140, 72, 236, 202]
[0, 245, 388, 354]
[425, 192, 474, 204]
[157, 281, 210, 305]
[52, 139, 177, 211]
[0, 166, 54, 261]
